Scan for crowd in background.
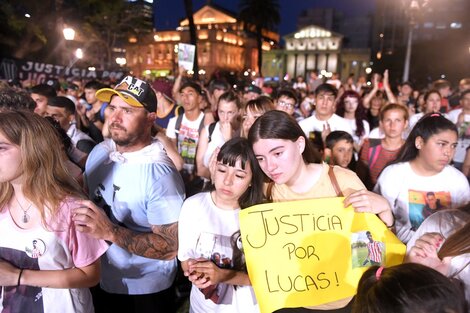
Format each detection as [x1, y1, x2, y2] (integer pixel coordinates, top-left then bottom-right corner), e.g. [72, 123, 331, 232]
[0, 67, 469, 313]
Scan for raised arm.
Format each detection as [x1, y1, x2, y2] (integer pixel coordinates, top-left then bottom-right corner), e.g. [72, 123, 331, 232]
[172, 66, 186, 105]
[363, 74, 379, 109]
[383, 70, 397, 104]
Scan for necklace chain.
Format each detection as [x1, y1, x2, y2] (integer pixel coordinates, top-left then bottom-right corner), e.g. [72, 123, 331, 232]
[15, 196, 33, 224]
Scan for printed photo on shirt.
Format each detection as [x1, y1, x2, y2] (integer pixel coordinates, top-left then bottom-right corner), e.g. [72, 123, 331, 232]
[194, 232, 235, 304]
[25, 239, 46, 259]
[408, 190, 450, 231]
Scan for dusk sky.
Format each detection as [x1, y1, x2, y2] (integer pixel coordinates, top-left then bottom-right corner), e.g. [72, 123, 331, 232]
[154, 0, 375, 36]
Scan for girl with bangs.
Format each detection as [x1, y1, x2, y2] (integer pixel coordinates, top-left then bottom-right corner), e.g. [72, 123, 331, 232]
[178, 137, 265, 313]
[240, 96, 275, 138]
[0, 110, 107, 312]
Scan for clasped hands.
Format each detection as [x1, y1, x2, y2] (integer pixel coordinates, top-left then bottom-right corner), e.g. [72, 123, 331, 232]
[184, 258, 227, 289]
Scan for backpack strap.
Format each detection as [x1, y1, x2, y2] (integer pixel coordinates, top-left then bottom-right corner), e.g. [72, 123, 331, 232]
[207, 122, 217, 143]
[328, 165, 344, 197]
[174, 113, 184, 136]
[367, 139, 382, 169]
[175, 105, 184, 117]
[198, 114, 205, 135]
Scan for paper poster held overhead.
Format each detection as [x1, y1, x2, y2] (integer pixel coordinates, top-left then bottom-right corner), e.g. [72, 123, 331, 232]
[178, 43, 196, 71]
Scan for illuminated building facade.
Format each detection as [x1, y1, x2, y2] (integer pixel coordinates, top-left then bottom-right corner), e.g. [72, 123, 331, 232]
[125, 4, 279, 78]
[263, 25, 340, 79]
[263, 24, 371, 81]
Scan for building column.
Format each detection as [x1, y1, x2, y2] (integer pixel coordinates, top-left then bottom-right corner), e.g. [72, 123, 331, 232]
[304, 53, 308, 78]
[283, 53, 288, 79]
[294, 53, 298, 78]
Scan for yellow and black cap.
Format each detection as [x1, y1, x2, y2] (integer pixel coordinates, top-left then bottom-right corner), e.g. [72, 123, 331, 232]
[95, 76, 157, 112]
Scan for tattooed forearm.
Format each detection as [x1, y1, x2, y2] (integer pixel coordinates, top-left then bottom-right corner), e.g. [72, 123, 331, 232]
[111, 222, 178, 260]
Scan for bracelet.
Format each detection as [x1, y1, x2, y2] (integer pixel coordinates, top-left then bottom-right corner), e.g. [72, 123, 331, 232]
[17, 268, 24, 286]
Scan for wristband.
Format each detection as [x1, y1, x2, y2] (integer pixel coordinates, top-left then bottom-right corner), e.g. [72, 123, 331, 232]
[17, 268, 24, 286]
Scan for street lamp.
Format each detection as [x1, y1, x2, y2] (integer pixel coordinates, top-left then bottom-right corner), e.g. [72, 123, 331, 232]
[63, 27, 75, 41]
[116, 57, 127, 66]
[75, 48, 83, 59]
[402, 0, 429, 82]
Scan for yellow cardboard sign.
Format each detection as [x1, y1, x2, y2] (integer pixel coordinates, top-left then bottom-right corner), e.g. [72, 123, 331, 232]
[239, 197, 405, 313]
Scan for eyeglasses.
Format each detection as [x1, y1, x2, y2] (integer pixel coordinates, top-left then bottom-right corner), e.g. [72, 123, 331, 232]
[278, 101, 296, 109]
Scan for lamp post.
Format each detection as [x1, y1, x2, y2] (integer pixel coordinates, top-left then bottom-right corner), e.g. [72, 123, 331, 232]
[63, 27, 76, 41]
[62, 26, 77, 69]
[402, 0, 428, 82]
[75, 48, 83, 59]
[116, 57, 127, 67]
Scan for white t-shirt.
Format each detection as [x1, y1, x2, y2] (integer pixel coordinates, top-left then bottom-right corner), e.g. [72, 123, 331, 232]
[166, 112, 205, 174]
[0, 198, 108, 313]
[85, 139, 185, 294]
[178, 192, 259, 313]
[293, 82, 307, 90]
[406, 209, 470, 303]
[326, 79, 341, 89]
[345, 118, 370, 146]
[299, 113, 353, 137]
[66, 123, 95, 147]
[374, 162, 470, 243]
[368, 127, 384, 139]
[407, 112, 450, 138]
[408, 112, 424, 131]
[447, 108, 470, 163]
[203, 122, 229, 167]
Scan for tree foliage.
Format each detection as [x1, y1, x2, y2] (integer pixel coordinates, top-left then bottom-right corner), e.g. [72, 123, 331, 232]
[0, 1, 57, 59]
[0, 0, 153, 68]
[76, 0, 152, 67]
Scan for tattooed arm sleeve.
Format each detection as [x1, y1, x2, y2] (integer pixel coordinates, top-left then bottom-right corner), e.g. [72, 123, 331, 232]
[110, 222, 178, 260]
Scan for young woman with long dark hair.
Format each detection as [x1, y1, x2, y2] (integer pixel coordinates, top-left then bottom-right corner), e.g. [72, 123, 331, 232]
[375, 113, 470, 243]
[247, 110, 394, 312]
[179, 137, 265, 312]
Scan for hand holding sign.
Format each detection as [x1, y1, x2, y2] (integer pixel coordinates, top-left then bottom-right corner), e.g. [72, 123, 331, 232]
[239, 197, 405, 313]
[178, 43, 196, 71]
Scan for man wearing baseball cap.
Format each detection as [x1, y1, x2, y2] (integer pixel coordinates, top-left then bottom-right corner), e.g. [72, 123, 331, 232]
[74, 75, 185, 313]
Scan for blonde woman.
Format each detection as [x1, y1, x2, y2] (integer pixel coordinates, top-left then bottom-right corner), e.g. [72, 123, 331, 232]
[0, 110, 107, 312]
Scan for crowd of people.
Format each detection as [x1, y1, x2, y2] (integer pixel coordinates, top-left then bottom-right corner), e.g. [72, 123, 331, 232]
[0, 68, 469, 313]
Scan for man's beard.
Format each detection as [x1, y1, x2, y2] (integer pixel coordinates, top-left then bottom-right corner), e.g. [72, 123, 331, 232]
[110, 123, 147, 148]
[110, 124, 132, 147]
